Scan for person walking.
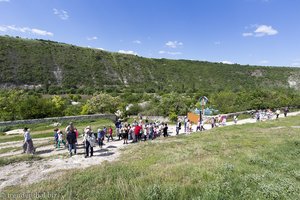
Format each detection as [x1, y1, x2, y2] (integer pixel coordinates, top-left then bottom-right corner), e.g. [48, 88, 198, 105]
[284, 107, 289, 117]
[163, 123, 168, 137]
[115, 119, 121, 139]
[148, 123, 152, 139]
[211, 117, 215, 128]
[67, 129, 77, 157]
[54, 128, 59, 148]
[23, 127, 35, 154]
[134, 124, 141, 142]
[233, 115, 238, 124]
[97, 128, 105, 148]
[186, 120, 191, 134]
[123, 125, 129, 144]
[84, 126, 95, 158]
[175, 120, 181, 135]
[196, 119, 201, 131]
[276, 109, 280, 119]
[57, 130, 66, 148]
[107, 126, 114, 142]
[74, 128, 79, 141]
[200, 120, 206, 131]
[184, 116, 188, 132]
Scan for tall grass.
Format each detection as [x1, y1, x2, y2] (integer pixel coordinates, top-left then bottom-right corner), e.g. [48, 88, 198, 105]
[3, 116, 300, 199]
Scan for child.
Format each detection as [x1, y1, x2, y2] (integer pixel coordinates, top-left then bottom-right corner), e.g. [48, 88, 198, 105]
[54, 128, 59, 147]
[97, 128, 105, 148]
[189, 121, 193, 132]
[57, 130, 66, 148]
[233, 115, 238, 124]
[107, 126, 114, 142]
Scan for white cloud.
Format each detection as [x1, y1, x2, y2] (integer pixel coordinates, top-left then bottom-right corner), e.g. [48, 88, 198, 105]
[87, 36, 98, 41]
[243, 24, 278, 37]
[31, 29, 52, 36]
[221, 61, 233, 64]
[0, 25, 53, 36]
[96, 47, 105, 50]
[260, 60, 269, 64]
[165, 41, 183, 48]
[118, 50, 138, 55]
[0, 0, 10, 2]
[159, 50, 182, 55]
[53, 8, 69, 20]
[133, 40, 141, 44]
[255, 25, 278, 36]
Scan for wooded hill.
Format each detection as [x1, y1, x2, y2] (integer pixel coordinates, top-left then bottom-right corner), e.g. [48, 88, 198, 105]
[1, 35, 300, 94]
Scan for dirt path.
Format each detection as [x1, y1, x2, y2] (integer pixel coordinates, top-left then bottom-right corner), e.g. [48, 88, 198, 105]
[0, 111, 299, 191]
[0, 139, 128, 191]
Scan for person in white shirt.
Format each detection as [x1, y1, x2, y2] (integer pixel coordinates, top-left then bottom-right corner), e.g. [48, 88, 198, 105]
[23, 127, 35, 154]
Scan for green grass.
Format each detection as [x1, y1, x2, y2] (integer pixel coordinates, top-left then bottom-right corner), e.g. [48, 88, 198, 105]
[0, 154, 43, 167]
[2, 116, 300, 199]
[0, 118, 114, 143]
[0, 146, 19, 154]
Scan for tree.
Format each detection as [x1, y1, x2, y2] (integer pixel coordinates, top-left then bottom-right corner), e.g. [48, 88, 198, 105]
[51, 95, 67, 116]
[158, 92, 191, 116]
[80, 92, 121, 114]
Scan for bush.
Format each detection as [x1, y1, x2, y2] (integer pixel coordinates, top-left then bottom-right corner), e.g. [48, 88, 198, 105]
[169, 112, 178, 122]
[0, 126, 11, 133]
[127, 103, 141, 115]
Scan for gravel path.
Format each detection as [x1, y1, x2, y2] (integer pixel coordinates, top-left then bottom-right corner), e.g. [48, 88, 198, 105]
[0, 140, 128, 191]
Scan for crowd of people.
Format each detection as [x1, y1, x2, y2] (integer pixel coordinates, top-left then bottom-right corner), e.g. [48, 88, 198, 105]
[254, 107, 289, 121]
[19, 115, 241, 156]
[21, 107, 290, 157]
[48, 120, 170, 158]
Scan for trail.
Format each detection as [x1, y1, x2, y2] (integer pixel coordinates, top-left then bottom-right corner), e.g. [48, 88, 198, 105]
[0, 140, 127, 191]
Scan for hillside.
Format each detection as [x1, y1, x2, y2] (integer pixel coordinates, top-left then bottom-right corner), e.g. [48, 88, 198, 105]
[1, 35, 300, 94]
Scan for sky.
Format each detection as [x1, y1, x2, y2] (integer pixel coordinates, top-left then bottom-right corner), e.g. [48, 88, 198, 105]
[0, 0, 300, 67]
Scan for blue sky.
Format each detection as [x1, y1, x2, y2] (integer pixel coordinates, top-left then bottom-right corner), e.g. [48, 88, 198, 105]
[0, 0, 300, 67]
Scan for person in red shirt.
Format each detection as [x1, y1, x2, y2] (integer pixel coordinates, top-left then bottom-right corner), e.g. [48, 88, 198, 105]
[107, 126, 114, 142]
[74, 128, 79, 140]
[134, 125, 141, 143]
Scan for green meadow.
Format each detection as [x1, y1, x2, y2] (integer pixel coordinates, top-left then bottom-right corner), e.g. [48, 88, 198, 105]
[2, 116, 300, 200]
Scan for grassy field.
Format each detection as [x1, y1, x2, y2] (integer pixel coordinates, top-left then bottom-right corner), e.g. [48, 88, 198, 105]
[2, 116, 300, 199]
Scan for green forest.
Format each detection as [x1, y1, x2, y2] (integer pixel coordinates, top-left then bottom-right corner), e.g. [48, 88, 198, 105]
[0, 35, 300, 121]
